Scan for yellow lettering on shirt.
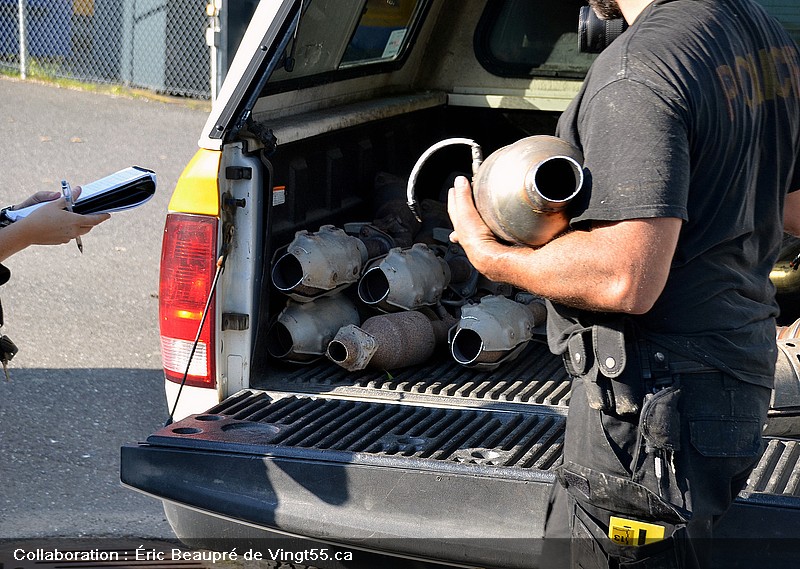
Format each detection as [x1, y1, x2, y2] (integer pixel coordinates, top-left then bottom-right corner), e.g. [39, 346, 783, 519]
[717, 44, 800, 121]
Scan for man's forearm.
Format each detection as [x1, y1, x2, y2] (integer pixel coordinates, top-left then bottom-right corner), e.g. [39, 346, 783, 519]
[784, 189, 800, 236]
[461, 219, 681, 314]
[447, 177, 681, 314]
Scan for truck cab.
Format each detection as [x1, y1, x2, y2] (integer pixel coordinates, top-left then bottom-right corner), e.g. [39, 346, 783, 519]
[121, 1, 800, 567]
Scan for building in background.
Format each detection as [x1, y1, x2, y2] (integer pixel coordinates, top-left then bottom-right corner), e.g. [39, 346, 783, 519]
[0, 0, 257, 99]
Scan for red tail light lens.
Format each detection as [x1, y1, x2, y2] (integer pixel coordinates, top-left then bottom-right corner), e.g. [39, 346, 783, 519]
[159, 213, 218, 388]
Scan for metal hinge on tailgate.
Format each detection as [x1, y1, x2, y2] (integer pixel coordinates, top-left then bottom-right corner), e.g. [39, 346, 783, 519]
[219, 166, 250, 332]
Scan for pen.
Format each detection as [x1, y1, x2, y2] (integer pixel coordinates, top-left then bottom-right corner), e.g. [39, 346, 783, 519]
[61, 180, 83, 254]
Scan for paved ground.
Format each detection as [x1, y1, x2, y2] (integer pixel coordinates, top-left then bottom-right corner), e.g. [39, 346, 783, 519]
[0, 76, 209, 541]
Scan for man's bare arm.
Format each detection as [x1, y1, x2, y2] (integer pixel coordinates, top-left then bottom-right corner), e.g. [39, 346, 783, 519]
[447, 176, 681, 314]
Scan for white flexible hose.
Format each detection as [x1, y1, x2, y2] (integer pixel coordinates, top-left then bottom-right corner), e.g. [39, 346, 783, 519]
[406, 137, 483, 222]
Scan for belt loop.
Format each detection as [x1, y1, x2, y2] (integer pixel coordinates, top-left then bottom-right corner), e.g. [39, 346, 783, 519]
[637, 338, 652, 380]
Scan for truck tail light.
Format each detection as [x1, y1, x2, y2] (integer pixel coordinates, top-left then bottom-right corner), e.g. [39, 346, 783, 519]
[159, 213, 218, 388]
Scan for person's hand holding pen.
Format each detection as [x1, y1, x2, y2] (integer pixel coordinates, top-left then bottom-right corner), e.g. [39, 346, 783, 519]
[0, 188, 110, 262]
[61, 180, 84, 253]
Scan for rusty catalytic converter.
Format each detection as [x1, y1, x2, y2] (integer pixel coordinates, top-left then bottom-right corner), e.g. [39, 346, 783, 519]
[271, 225, 368, 302]
[450, 295, 547, 370]
[406, 135, 584, 246]
[327, 310, 454, 372]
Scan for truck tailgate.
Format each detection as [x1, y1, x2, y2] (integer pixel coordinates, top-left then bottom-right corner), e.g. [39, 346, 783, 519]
[122, 343, 800, 568]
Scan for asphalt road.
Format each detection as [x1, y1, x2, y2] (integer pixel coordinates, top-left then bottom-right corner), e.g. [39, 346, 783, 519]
[0, 77, 210, 541]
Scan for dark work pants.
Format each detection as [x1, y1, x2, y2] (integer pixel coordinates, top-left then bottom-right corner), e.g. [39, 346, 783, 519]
[541, 370, 771, 569]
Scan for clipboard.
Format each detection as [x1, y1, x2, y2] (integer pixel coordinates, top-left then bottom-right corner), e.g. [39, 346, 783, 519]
[5, 166, 157, 221]
[72, 166, 156, 214]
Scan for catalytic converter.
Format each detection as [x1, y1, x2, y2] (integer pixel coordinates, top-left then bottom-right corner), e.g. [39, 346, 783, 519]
[271, 225, 368, 302]
[266, 295, 360, 364]
[358, 244, 451, 312]
[407, 135, 584, 246]
[450, 295, 547, 370]
[327, 310, 454, 372]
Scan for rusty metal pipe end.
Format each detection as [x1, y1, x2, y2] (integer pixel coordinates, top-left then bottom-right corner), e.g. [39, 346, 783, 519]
[326, 325, 378, 371]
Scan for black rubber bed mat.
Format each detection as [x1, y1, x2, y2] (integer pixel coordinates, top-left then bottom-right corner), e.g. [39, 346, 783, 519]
[252, 340, 572, 410]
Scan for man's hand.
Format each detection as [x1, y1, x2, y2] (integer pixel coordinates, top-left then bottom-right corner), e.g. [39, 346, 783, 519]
[447, 175, 508, 276]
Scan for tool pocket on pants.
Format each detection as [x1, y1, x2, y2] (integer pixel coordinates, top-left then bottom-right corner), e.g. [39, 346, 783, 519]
[640, 386, 682, 454]
[631, 385, 689, 521]
[567, 488, 682, 569]
[560, 379, 691, 525]
[688, 415, 762, 458]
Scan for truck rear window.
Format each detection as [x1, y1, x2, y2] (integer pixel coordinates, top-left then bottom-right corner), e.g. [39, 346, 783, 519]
[475, 0, 597, 78]
[341, 0, 422, 65]
[476, 0, 800, 79]
[266, 0, 426, 85]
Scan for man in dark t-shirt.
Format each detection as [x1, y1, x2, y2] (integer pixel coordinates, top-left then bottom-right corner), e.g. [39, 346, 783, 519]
[448, 0, 800, 567]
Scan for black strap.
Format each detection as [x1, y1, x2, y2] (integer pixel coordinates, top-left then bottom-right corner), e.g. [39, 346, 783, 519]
[0, 263, 11, 327]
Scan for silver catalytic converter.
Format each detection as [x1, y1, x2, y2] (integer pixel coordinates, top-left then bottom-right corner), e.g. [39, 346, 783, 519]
[406, 135, 584, 247]
[450, 295, 547, 369]
[358, 244, 451, 312]
[472, 135, 584, 246]
[266, 295, 360, 364]
[271, 225, 368, 302]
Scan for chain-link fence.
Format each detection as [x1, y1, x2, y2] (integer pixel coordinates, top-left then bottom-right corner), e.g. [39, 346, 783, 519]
[0, 0, 211, 99]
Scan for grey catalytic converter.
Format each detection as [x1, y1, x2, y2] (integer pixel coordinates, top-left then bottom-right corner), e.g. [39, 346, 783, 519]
[450, 295, 547, 370]
[406, 135, 584, 246]
[266, 295, 360, 364]
[327, 310, 454, 372]
[358, 244, 451, 312]
[271, 225, 368, 302]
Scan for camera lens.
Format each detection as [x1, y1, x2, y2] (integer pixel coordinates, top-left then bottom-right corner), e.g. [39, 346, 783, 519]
[578, 5, 628, 53]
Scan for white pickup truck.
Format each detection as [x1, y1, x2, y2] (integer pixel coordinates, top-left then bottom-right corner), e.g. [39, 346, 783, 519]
[121, 1, 800, 567]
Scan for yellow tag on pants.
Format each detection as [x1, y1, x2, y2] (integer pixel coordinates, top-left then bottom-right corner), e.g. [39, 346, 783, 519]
[608, 516, 666, 546]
